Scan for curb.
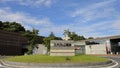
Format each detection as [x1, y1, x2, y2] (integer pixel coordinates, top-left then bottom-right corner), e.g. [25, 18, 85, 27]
[102, 59, 118, 68]
[0, 59, 116, 68]
[0, 60, 22, 68]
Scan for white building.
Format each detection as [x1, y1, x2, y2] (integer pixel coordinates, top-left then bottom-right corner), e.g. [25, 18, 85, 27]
[50, 35, 120, 56]
[50, 40, 75, 56]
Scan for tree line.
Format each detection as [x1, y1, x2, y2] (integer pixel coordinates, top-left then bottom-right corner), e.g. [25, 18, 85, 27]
[0, 21, 94, 54]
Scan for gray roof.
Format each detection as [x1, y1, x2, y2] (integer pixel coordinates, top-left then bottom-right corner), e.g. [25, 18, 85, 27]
[51, 40, 74, 43]
[51, 35, 120, 43]
[86, 35, 120, 41]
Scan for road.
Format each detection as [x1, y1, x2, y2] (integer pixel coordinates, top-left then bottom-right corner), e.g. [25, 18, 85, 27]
[0, 55, 119, 68]
[106, 56, 120, 68]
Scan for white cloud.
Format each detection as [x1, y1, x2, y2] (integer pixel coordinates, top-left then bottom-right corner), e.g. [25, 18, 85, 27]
[71, 0, 118, 22]
[0, 0, 120, 38]
[112, 20, 120, 29]
[64, 0, 120, 37]
[0, 7, 119, 38]
[1, 0, 53, 7]
[0, 7, 52, 30]
[39, 19, 120, 38]
[71, 0, 115, 17]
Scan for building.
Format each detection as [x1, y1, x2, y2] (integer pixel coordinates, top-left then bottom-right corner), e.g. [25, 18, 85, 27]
[50, 40, 75, 56]
[33, 44, 47, 55]
[85, 35, 120, 54]
[0, 30, 28, 55]
[50, 35, 120, 56]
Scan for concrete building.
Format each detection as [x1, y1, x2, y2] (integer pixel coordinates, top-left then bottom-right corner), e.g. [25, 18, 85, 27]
[50, 35, 120, 56]
[33, 44, 47, 55]
[85, 35, 120, 55]
[50, 40, 75, 56]
[85, 44, 106, 54]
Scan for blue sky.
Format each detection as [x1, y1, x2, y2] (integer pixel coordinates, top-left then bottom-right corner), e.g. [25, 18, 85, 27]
[0, 0, 120, 38]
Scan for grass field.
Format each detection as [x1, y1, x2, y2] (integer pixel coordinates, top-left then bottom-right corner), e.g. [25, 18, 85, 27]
[6, 55, 109, 63]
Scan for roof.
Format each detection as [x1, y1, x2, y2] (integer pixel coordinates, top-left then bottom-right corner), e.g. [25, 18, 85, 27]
[86, 35, 120, 41]
[51, 35, 120, 43]
[51, 40, 74, 43]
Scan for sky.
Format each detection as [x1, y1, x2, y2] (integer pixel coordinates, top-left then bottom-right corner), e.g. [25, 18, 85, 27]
[0, 0, 120, 38]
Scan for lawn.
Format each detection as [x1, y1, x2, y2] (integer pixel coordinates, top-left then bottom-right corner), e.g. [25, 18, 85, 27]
[5, 55, 109, 63]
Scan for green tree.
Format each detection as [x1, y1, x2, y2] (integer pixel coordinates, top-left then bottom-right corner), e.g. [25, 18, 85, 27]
[49, 32, 55, 39]
[55, 37, 62, 40]
[0, 21, 40, 55]
[22, 29, 39, 55]
[63, 29, 71, 37]
[2, 22, 25, 32]
[43, 37, 51, 52]
[70, 32, 78, 41]
[44, 32, 55, 52]
[63, 29, 86, 41]
[88, 37, 94, 39]
[44, 32, 62, 52]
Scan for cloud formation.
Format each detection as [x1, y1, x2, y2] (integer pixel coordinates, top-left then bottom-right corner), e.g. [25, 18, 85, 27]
[71, 0, 118, 22]
[0, 7, 52, 30]
[0, 0, 120, 38]
[1, 0, 53, 7]
[68, 0, 120, 37]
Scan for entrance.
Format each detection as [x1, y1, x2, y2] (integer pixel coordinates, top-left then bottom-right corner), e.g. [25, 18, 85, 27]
[110, 38, 120, 54]
[75, 45, 85, 55]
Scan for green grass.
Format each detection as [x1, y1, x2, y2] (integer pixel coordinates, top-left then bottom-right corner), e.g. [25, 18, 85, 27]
[5, 55, 109, 63]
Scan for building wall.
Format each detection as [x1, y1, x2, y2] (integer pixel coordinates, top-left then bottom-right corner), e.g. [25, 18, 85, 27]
[50, 47, 75, 56]
[0, 30, 28, 55]
[85, 44, 107, 54]
[73, 41, 86, 55]
[50, 40, 75, 56]
[33, 44, 47, 55]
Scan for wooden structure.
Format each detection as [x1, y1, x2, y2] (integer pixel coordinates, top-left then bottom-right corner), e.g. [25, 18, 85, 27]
[0, 30, 28, 55]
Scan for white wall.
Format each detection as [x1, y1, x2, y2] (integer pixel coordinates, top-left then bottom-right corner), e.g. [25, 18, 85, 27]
[85, 44, 107, 54]
[35, 44, 47, 55]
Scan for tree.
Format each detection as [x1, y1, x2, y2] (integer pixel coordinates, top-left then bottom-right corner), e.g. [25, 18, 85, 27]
[70, 32, 78, 41]
[22, 29, 39, 54]
[0, 21, 40, 55]
[63, 29, 86, 41]
[44, 32, 62, 52]
[2, 22, 25, 32]
[44, 32, 55, 52]
[88, 37, 94, 39]
[49, 32, 55, 39]
[63, 29, 71, 37]
[43, 37, 51, 52]
[55, 37, 62, 40]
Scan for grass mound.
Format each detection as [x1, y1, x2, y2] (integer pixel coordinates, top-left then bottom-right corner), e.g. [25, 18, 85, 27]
[6, 55, 109, 63]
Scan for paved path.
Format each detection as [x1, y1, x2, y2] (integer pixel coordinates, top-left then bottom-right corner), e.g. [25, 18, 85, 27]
[105, 56, 120, 68]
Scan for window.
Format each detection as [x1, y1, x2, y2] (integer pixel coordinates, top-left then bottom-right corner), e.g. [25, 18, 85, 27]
[86, 41, 99, 45]
[66, 43, 71, 47]
[118, 42, 120, 46]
